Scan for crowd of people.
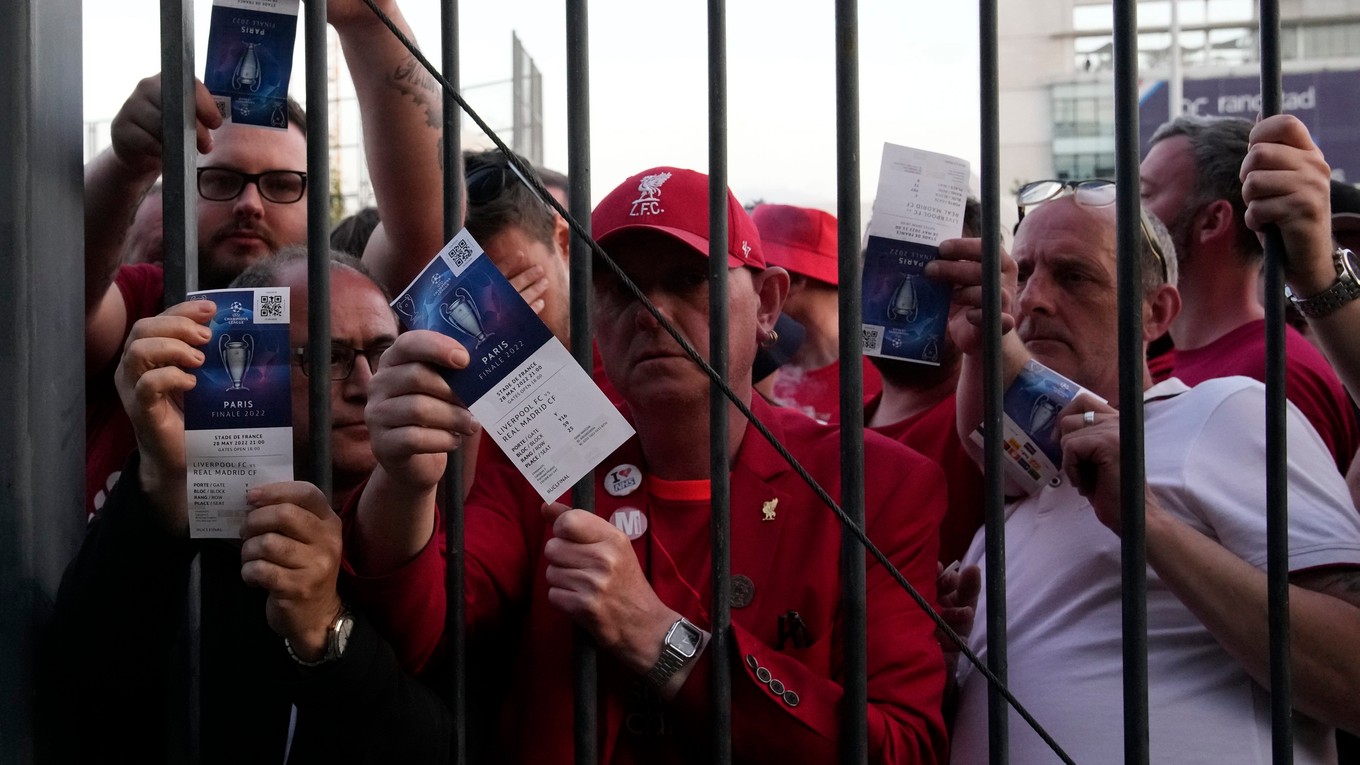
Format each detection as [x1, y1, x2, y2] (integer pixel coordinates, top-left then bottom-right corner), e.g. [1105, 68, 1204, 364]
[43, 1, 1360, 761]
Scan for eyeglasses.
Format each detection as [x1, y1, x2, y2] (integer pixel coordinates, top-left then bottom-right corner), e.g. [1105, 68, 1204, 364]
[465, 159, 535, 206]
[1016, 178, 1169, 283]
[198, 167, 308, 204]
[292, 342, 391, 381]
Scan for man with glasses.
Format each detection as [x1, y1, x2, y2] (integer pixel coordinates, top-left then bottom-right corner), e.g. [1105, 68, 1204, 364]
[1140, 115, 1359, 473]
[82, 0, 446, 518]
[48, 247, 453, 763]
[341, 167, 950, 763]
[932, 190, 1360, 763]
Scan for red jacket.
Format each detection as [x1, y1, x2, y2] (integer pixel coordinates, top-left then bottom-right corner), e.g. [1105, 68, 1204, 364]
[344, 396, 948, 763]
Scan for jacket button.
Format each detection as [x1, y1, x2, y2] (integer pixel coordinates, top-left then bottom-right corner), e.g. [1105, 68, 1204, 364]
[755, 666, 772, 684]
[769, 679, 785, 695]
[745, 654, 758, 670]
[783, 690, 800, 707]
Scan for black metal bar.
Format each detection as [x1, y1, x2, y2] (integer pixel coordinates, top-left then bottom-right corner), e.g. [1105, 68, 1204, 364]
[304, 0, 332, 498]
[0, 1, 85, 760]
[565, 2, 598, 762]
[978, 0, 1008, 762]
[1257, 2, 1294, 761]
[440, 0, 466, 760]
[159, 2, 198, 762]
[834, 2, 867, 763]
[1112, 2, 1150, 763]
[160, 0, 197, 306]
[706, 1, 733, 762]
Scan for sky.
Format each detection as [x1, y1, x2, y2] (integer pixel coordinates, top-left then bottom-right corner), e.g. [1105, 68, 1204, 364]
[83, 0, 983, 212]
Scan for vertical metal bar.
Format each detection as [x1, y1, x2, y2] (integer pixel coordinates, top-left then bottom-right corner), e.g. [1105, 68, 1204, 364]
[440, 0, 467, 760]
[159, 2, 199, 762]
[304, 0, 332, 497]
[978, 0, 1008, 762]
[565, 2, 598, 761]
[834, 2, 867, 763]
[161, 0, 197, 305]
[706, 1, 734, 762]
[0, 0, 85, 760]
[1112, 2, 1150, 763]
[1257, 2, 1294, 761]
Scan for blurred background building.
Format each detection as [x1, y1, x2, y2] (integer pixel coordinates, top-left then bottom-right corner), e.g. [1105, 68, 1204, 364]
[999, 0, 1360, 218]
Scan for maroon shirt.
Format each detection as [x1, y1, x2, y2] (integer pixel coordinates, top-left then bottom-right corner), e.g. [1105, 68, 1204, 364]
[1173, 319, 1359, 472]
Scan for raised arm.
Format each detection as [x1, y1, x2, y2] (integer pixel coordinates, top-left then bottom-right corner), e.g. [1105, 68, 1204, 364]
[924, 236, 1026, 449]
[327, 0, 446, 292]
[86, 77, 221, 372]
[1241, 114, 1360, 401]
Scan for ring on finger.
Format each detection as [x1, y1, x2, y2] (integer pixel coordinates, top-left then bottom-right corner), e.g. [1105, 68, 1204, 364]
[1082, 411, 1096, 428]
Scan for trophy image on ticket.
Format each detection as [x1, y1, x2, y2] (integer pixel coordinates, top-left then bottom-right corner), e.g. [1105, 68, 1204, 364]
[394, 293, 417, 322]
[1028, 393, 1061, 438]
[232, 42, 263, 92]
[220, 333, 255, 391]
[440, 287, 493, 348]
[888, 275, 919, 322]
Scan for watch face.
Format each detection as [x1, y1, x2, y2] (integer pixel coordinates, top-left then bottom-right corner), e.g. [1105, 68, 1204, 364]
[1341, 248, 1360, 281]
[669, 621, 702, 658]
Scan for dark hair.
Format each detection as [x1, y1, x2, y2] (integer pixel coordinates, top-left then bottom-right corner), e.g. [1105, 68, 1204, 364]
[230, 245, 390, 302]
[330, 207, 381, 257]
[1149, 116, 1259, 262]
[287, 97, 307, 137]
[962, 196, 981, 238]
[463, 149, 557, 249]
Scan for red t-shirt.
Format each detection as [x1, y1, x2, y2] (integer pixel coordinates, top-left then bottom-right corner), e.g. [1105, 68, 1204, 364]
[769, 357, 883, 423]
[1173, 319, 1359, 472]
[866, 391, 984, 565]
[86, 264, 166, 518]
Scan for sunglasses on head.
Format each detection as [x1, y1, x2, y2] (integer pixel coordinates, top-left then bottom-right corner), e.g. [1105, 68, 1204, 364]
[1016, 178, 1169, 283]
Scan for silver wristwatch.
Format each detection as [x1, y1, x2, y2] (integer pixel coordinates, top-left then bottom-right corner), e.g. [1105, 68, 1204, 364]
[644, 617, 703, 689]
[1287, 247, 1360, 319]
[285, 607, 354, 668]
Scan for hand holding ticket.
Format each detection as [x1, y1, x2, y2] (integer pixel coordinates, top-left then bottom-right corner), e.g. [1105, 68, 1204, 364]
[391, 230, 634, 501]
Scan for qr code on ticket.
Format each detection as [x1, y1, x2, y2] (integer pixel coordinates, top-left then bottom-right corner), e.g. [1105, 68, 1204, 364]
[213, 96, 232, 125]
[256, 290, 288, 323]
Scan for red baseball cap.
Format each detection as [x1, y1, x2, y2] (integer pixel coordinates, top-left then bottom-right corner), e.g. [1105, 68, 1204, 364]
[750, 204, 839, 285]
[592, 167, 765, 268]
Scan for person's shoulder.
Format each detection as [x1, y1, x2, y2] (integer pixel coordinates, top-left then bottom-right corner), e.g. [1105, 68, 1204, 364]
[114, 263, 166, 321]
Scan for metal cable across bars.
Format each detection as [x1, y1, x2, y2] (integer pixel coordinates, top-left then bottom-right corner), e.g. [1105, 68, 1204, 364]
[353, 0, 1073, 760]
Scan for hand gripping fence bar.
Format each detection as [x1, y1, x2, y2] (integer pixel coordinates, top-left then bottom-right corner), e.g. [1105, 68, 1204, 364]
[354, 1, 1074, 760]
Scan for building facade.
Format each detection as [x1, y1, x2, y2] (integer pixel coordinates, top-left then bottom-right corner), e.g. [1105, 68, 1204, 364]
[998, 0, 1360, 220]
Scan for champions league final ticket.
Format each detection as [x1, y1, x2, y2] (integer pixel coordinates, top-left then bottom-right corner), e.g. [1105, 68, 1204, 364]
[971, 358, 1105, 493]
[205, 0, 299, 130]
[393, 230, 635, 502]
[861, 143, 971, 367]
[183, 288, 295, 538]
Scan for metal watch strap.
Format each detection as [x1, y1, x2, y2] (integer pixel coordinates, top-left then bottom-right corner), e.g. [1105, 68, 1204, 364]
[644, 618, 697, 689]
[285, 607, 352, 668]
[1288, 247, 1360, 319]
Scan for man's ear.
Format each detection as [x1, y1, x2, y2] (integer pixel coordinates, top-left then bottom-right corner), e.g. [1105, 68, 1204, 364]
[1143, 282, 1181, 343]
[553, 213, 571, 266]
[752, 266, 790, 337]
[1196, 198, 1237, 249]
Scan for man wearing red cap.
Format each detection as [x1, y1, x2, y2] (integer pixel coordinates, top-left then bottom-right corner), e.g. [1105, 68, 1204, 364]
[751, 204, 883, 422]
[342, 168, 950, 763]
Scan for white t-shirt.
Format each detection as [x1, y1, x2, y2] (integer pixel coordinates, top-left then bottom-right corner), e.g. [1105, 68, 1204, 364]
[951, 377, 1360, 765]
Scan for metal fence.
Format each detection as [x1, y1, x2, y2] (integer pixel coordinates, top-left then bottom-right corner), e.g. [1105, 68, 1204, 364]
[0, 0, 1300, 763]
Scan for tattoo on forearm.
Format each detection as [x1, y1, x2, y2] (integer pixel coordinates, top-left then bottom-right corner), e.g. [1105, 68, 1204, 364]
[391, 56, 441, 131]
